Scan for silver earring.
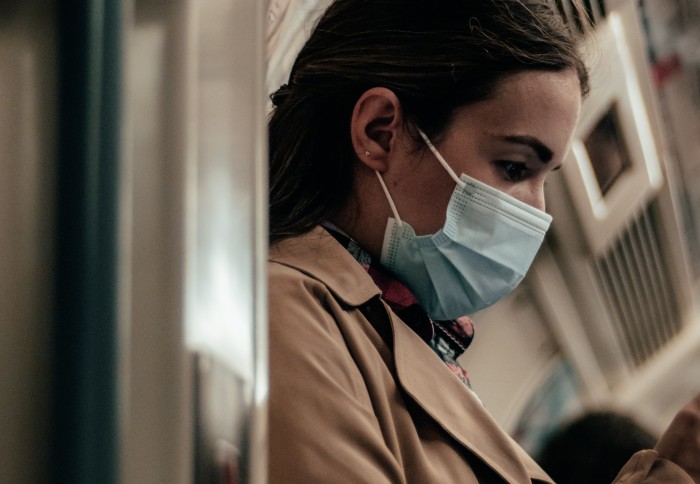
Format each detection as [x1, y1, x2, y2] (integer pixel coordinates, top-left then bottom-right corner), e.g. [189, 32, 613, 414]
[365, 150, 371, 157]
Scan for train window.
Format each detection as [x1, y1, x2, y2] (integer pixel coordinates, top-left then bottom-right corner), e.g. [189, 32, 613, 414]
[584, 104, 632, 196]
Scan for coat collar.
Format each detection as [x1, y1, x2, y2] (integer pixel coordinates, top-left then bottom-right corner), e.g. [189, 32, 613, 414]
[269, 226, 381, 306]
[270, 227, 552, 483]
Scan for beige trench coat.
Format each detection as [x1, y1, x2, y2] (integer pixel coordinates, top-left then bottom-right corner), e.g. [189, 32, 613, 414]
[268, 227, 692, 483]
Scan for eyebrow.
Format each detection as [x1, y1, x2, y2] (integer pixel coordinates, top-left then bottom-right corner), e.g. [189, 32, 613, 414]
[502, 135, 553, 163]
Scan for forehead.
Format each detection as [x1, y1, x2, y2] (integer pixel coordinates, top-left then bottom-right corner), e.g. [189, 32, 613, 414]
[448, 70, 582, 159]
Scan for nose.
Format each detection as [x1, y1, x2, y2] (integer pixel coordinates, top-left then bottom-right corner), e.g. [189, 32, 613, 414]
[533, 186, 546, 212]
[520, 181, 546, 212]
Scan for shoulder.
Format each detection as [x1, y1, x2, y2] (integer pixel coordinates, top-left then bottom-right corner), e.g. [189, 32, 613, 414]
[268, 257, 325, 297]
[269, 227, 381, 306]
[268, 257, 343, 336]
[266, 262, 403, 483]
[268, 258, 336, 324]
[267, 250, 375, 408]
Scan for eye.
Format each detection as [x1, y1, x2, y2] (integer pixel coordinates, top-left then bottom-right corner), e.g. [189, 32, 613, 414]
[496, 161, 530, 182]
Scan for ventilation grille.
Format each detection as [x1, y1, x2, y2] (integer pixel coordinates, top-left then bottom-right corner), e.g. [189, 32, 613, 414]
[551, 0, 606, 31]
[593, 203, 682, 368]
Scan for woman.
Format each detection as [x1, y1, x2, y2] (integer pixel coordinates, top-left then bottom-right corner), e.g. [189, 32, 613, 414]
[267, 0, 700, 482]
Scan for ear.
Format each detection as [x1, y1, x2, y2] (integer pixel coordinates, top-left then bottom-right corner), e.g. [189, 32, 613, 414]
[350, 87, 404, 172]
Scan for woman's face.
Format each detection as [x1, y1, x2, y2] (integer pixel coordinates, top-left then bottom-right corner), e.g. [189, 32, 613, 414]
[394, 69, 582, 236]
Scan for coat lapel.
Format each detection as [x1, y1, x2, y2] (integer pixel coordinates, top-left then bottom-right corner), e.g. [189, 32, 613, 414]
[389, 306, 554, 483]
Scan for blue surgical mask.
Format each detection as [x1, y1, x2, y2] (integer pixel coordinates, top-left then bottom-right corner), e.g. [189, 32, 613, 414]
[375, 128, 552, 320]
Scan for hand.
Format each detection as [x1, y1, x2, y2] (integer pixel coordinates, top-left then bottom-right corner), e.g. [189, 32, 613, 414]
[655, 392, 700, 480]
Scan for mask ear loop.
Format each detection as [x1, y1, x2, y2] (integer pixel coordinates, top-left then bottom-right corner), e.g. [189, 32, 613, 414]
[375, 171, 404, 228]
[417, 128, 467, 189]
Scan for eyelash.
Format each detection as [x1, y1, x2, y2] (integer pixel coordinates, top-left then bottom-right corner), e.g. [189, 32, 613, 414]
[496, 161, 530, 182]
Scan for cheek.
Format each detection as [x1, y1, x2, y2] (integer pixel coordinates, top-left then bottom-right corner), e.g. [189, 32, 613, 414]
[400, 165, 456, 235]
[425, 180, 456, 230]
[412, 164, 454, 204]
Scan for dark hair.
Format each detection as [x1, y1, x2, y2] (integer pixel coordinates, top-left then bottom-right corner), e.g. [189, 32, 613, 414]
[537, 411, 657, 484]
[269, 0, 590, 244]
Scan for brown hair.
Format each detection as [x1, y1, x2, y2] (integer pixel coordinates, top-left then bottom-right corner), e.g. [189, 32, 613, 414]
[269, 0, 590, 244]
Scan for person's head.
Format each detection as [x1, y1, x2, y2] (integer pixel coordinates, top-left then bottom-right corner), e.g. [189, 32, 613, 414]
[537, 411, 657, 484]
[269, 0, 590, 247]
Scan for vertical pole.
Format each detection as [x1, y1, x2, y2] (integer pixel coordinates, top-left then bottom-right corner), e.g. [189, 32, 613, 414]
[53, 0, 121, 482]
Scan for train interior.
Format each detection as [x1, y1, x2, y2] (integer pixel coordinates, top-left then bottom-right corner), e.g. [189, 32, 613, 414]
[3, 0, 700, 481]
